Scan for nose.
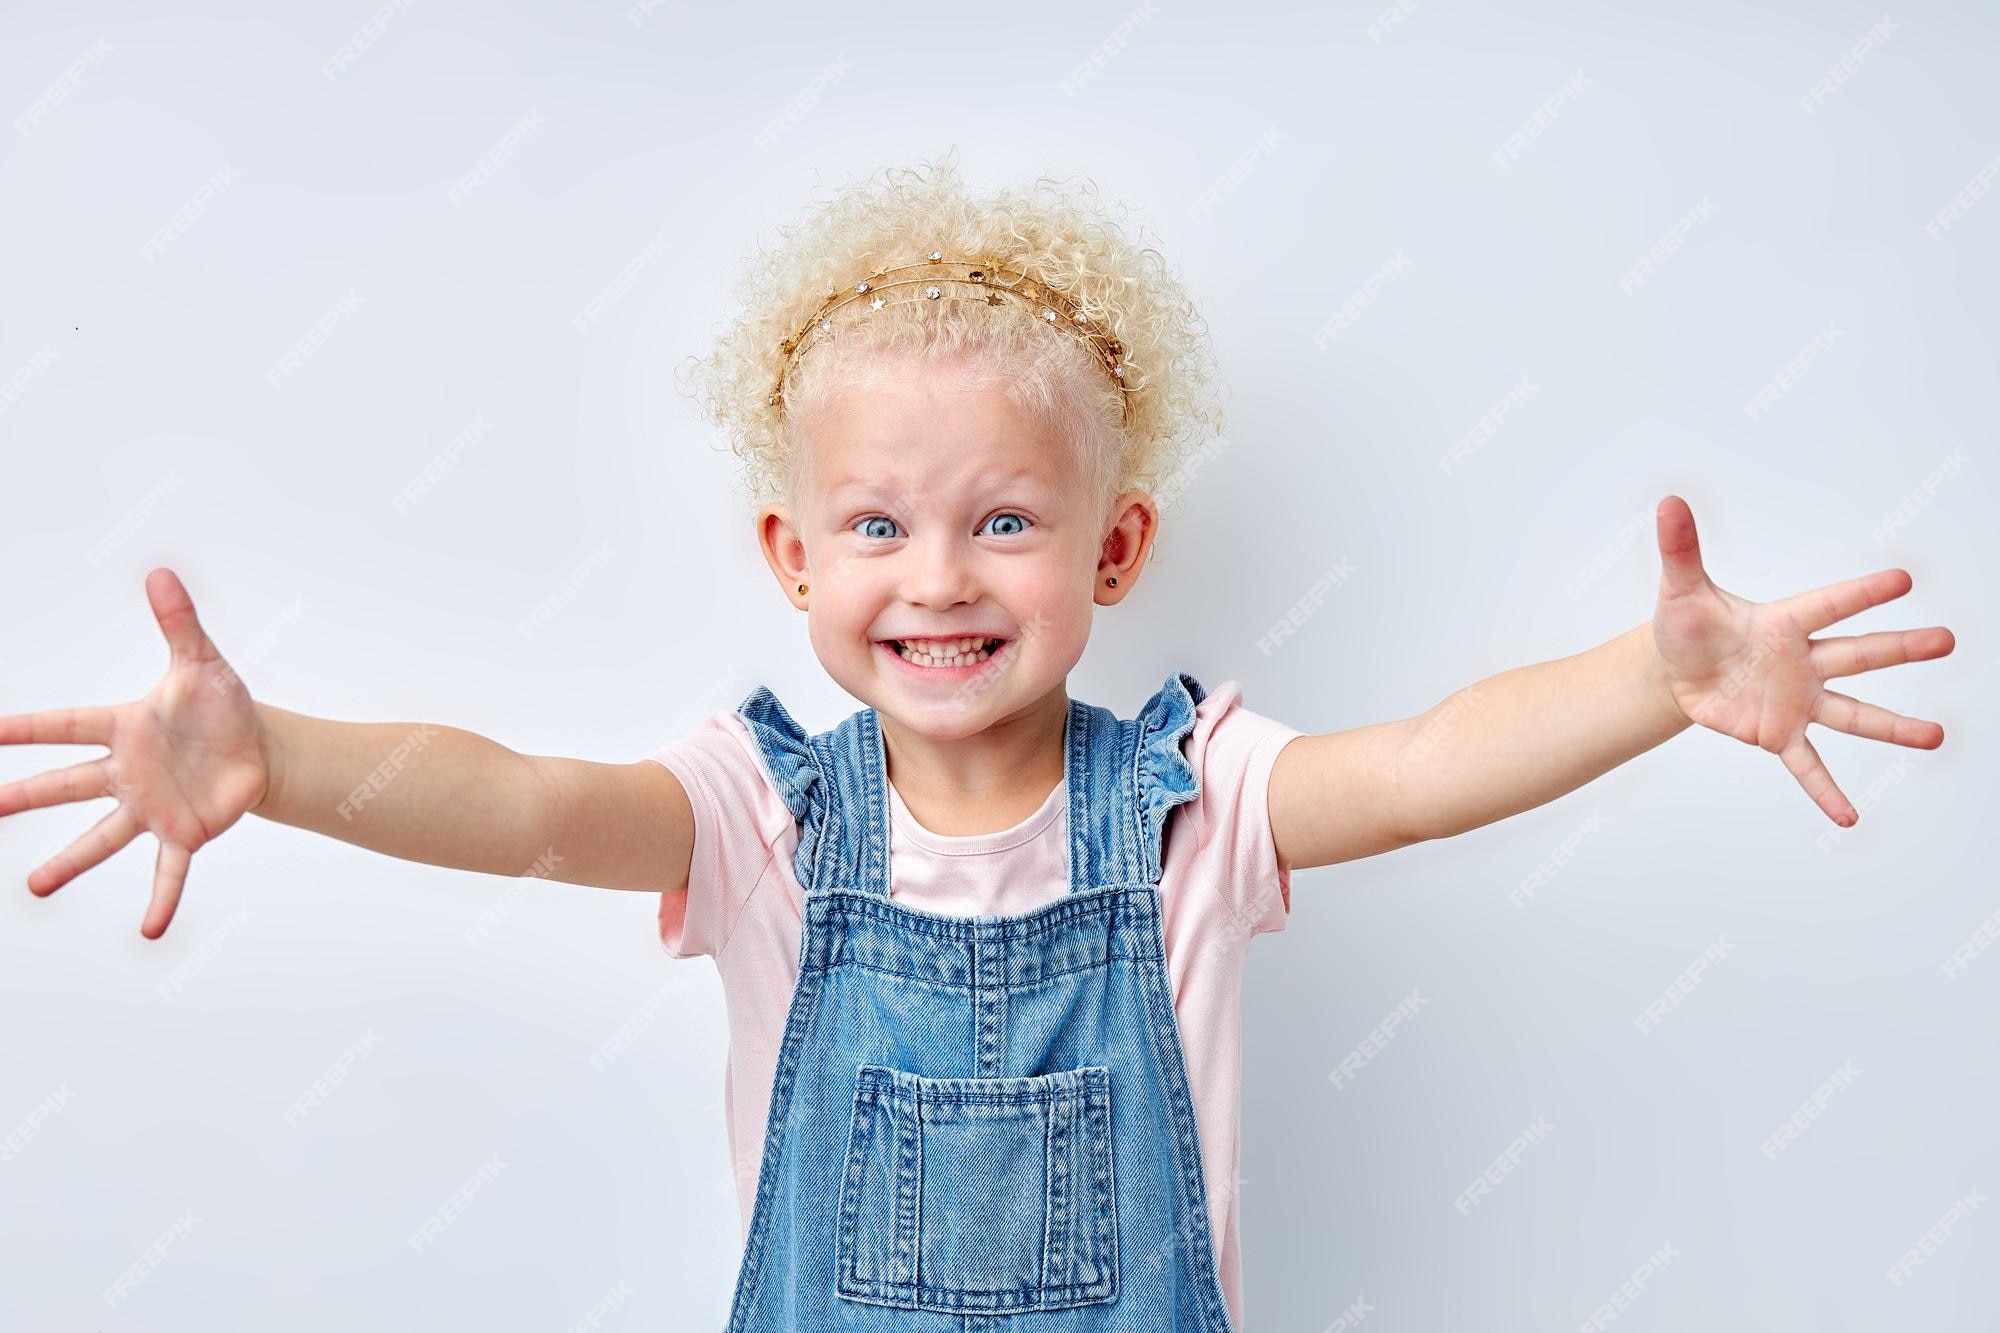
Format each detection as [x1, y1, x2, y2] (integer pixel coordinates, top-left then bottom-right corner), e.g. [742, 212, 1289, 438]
[900, 528, 981, 611]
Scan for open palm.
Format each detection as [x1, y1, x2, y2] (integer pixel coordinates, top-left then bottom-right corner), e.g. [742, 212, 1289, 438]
[1650, 495, 1952, 827]
[0, 568, 269, 937]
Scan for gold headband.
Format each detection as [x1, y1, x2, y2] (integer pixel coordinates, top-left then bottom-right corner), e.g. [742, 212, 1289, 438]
[767, 249, 1132, 423]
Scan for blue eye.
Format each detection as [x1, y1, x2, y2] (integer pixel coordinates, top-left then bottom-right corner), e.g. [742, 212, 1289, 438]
[856, 515, 901, 539]
[981, 512, 1031, 536]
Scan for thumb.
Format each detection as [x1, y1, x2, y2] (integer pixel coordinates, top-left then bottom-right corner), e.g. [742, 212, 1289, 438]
[1654, 495, 1710, 601]
[146, 567, 216, 666]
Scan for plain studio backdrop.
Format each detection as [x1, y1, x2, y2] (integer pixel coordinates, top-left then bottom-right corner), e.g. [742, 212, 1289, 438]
[2, 1, 1995, 1328]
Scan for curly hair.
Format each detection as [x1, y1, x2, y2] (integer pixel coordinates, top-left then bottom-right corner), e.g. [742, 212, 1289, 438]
[673, 151, 1225, 551]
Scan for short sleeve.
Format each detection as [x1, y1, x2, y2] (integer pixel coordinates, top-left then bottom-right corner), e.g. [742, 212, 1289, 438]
[1171, 680, 1306, 936]
[643, 708, 796, 959]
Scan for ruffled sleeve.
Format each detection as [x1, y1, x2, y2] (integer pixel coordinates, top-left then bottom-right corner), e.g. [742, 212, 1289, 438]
[732, 685, 834, 895]
[1133, 670, 1209, 883]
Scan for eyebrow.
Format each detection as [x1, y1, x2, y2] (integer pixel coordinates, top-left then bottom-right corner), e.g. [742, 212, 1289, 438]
[823, 468, 1058, 503]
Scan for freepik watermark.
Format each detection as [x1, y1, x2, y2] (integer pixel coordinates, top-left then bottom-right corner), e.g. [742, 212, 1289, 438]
[1562, 503, 1655, 602]
[1759, 1061, 1860, 1159]
[213, 595, 309, 695]
[1943, 904, 2000, 980]
[1634, 937, 1734, 1034]
[1510, 809, 1610, 908]
[518, 541, 615, 640]
[1617, 197, 1719, 294]
[408, 1155, 508, 1253]
[323, 0, 418, 81]
[0, 1082, 77, 1171]
[101, 1209, 200, 1308]
[1578, 1243, 1679, 1330]
[85, 470, 187, 569]
[1493, 70, 1591, 169]
[157, 904, 255, 1001]
[1678, 628, 1788, 731]
[1322, 1296, 1376, 1332]
[1886, 1188, 1984, 1286]
[446, 109, 546, 207]
[565, 1280, 637, 1332]
[1798, 16, 1899, 114]
[1256, 560, 1358, 656]
[590, 975, 700, 1072]
[1155, 434, 1235, 517]
[1925, 153, 2000, 240]
[753, 55, 852, 151]
[267, 290, 366, 388]
[1453, 1115, 1554, 1214]
[1869, 446, 1970, 545]
[1310, 252, 1411, 349]
[1187, 124, 1286, 223]
[1366, 0, 1425, 43]
[574, 232, 670, 332]
[1328, 990, 1428, 1089]
[1136, 1171, 1248, 1279]
[392, 414, 493, 512]
[1383, 684, 1486, 785]
[1744, 324, 1843, 420]
[1438, 378, 1538, 476]
[15, 38, 111, 138]
[1812, 754, 1918, 853]
[141, 164, 238, 262]
[464, 846, 563, 947]
[336, 724, 442, 821]
[0, 344, 60, 418]
[1060, 1, 1161, 97]
[282, 1029, 383, 1127]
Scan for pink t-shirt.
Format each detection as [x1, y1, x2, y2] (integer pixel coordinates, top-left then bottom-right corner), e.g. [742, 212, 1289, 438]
[645, 680, 1303, 1330]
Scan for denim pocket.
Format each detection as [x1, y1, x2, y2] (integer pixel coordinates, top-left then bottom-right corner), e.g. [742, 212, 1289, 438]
[833, 1063, 1119, 1314]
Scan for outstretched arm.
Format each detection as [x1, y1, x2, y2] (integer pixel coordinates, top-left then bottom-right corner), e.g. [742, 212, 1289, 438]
[253, 704, 694, 895]
[1269, 496, 1953, 873]
[2, 568, 695, 938]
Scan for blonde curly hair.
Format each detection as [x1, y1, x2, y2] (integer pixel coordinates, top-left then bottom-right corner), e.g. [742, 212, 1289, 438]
[673, 151, 1225, 550]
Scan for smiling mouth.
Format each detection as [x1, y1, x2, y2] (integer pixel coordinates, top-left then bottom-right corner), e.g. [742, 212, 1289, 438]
[880, 637, 1007, 667]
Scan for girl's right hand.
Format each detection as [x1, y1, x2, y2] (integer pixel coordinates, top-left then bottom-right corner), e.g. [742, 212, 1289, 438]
[0, 568, 272, 938]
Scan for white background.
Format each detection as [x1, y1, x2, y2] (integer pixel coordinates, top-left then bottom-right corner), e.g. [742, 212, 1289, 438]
[2, 1, 1994, 1328]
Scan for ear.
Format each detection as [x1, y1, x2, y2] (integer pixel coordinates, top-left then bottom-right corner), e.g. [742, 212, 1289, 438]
[1095, 490, 1158, 605]
[756, 503, 811, 610]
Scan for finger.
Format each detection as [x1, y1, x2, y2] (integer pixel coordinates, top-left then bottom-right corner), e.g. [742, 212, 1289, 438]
[1812, 689, 1945, 749]
[26, 805, 141, 896]
[0, 758, 116, 818]
[1654, 495, 1710, 600]
[1779, 732, 1856, 827]
[0, 704, 117, 749]
[141, 841, 192, 939]
[1773, 567, 1913, 635]
[1810, 626, 1956, 680]
[146, 567, 217, 666]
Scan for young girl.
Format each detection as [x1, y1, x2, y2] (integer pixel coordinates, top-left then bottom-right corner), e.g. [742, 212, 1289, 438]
[1, 156, 1953, 1330]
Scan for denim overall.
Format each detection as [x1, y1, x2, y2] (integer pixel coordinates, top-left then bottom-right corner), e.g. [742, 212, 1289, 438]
[720, 671, 1237, 1331]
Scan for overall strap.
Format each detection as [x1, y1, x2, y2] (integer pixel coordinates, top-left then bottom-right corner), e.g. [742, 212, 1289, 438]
[1073, 670, 1209, 891]
[733, 671, 1209, 900]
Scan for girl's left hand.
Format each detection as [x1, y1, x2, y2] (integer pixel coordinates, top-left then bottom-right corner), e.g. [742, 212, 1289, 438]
[1649, 495, 1953, 826]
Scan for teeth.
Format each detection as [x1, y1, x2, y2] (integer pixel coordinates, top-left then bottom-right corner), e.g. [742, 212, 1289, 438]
[893, 636, 1000, 668]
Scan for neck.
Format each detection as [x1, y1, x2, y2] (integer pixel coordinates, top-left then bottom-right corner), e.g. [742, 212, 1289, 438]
[876, 684, 1069, 837]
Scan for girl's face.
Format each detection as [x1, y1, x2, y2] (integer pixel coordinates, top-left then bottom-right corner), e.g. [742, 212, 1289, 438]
[755, 357, 1157, 738]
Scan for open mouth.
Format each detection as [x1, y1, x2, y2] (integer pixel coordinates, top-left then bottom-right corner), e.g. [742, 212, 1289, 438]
[879, 636, 1008, 668]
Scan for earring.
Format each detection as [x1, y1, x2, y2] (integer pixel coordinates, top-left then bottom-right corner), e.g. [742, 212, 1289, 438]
[1106, 576, 1118, 587]
[797, 583, 808, 594]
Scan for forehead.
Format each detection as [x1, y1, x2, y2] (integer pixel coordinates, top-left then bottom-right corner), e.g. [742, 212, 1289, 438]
[803, 362, 1080, 498]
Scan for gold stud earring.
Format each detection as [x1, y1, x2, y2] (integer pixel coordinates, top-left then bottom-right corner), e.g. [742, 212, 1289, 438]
[797, 583, 808, 594]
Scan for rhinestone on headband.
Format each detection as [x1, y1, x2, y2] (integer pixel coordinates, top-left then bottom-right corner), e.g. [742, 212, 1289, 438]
[768, 249, 1131, 422]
